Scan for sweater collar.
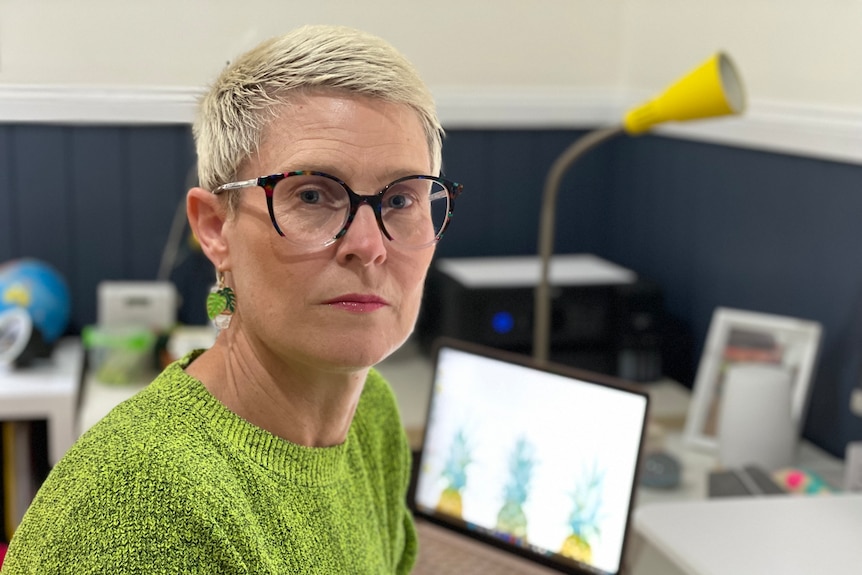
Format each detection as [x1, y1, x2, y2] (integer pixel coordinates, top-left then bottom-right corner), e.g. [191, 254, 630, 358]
[155, 351, 353, 487]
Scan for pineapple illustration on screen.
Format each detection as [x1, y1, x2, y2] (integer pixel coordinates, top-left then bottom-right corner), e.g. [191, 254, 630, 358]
[559, 460, 605, 563]
[436, 428, 472, 518]
[495, 436, 536, 540]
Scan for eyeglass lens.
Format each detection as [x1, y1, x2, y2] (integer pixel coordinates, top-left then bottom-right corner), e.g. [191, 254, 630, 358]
[271, 174, 450, 248]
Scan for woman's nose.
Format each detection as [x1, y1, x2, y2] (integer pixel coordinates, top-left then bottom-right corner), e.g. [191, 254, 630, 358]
[335, 204, 388, 264]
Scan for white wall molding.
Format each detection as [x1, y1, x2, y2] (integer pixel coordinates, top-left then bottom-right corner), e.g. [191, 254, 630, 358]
[1, 84, 860, 165]
[656, 100, 862, 166]
[0, 85, 204, 125]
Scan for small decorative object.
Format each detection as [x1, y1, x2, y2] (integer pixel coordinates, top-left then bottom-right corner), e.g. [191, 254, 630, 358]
[773, 467, 834, 495]
[0, 258, 72, 366]
[0, 258, 71, 345]
[206, 274, 235, 330]
[684, 307, 822, 452]
[82, 325, 157, 385]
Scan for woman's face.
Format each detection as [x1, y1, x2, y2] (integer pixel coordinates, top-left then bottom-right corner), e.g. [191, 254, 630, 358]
[222, 94, 436, 371]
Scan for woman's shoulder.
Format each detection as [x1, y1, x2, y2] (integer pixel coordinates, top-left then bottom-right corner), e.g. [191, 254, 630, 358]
[54, 356, 225, 485]
[352, 368, 409, 449]
[360, 368, 402, 415]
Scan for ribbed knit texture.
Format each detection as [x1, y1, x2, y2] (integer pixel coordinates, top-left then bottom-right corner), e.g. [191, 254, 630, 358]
[1, 351, 418, 574]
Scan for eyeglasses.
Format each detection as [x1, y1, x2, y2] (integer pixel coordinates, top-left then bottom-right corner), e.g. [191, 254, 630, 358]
[213, 170, 463, 251]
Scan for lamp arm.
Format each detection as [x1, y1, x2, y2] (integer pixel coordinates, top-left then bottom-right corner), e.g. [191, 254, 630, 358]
[533, 125, 625, 364]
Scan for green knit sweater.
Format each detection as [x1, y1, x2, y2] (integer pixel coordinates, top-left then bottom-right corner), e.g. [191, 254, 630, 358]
[1, 352, 418, 574]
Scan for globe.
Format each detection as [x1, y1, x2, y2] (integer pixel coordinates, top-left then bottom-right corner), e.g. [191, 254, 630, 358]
[0, 258, 71, 344]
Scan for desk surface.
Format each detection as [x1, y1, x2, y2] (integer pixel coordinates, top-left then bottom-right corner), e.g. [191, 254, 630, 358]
[635, 493, 862, 575]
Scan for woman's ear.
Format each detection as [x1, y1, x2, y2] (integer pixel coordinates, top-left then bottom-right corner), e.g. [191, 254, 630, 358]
[187, 187, 229, 267]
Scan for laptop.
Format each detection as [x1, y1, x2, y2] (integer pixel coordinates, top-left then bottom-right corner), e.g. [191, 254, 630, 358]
[410, 338, 650, 575]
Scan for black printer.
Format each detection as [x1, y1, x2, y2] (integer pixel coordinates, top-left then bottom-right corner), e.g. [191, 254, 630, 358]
[417, 254, 675, 382]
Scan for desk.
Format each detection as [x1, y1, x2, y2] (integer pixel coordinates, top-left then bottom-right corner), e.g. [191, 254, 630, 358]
[635, 494, 862, 575]
[629, 431, 847, 575]
[0, 338, 83, 465]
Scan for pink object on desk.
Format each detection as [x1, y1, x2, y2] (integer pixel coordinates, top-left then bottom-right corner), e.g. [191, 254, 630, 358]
[785, 470, 804, 488]
[772, 467, 833, 494]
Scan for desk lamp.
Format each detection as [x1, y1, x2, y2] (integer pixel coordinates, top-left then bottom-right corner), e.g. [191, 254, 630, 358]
[533, 52, 746, 364]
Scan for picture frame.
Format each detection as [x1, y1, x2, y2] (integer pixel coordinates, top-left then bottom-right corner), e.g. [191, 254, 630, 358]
[683, 307, 823, 452]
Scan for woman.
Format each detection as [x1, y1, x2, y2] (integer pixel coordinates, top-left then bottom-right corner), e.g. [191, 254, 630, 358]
[2, 25, 462, 574]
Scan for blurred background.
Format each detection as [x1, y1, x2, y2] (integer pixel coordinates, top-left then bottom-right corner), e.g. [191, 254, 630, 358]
[1, 0, 861, 457]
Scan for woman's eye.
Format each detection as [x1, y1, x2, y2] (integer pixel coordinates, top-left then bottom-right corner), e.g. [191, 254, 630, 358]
[386, 193, 412, 209]
[298, 189, 320, 204]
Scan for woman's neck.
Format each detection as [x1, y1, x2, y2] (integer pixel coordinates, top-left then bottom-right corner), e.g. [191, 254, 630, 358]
[184, 335, 368, 447]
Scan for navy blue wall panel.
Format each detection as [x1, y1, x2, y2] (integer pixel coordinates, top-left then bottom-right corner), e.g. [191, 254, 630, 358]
[125, 129, 196, 280]
[0, 128, 13, 262]
[436, 129, 617, 259]
[12, 126, 74, 279]
[69, 128, 127, 326]
[2, 122, 861, 456]
[434, 130, 495, 257]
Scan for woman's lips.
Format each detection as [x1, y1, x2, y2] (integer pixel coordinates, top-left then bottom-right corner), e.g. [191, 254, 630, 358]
[324, 294, 389, 312]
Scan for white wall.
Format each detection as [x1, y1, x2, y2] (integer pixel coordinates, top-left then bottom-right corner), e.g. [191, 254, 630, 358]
[619, 0, 862, 109]
[1, 0, 860, 163]
[0, 0, 625, 88]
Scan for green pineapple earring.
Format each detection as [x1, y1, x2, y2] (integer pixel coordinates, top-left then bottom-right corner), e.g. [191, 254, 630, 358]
[206, 271, 236, 330]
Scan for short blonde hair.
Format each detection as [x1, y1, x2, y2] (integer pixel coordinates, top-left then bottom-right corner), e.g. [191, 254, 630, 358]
[193, 25, 444, 204]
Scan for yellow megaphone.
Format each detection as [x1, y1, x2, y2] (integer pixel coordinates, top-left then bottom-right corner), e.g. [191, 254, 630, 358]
[623, 52, 746, 135]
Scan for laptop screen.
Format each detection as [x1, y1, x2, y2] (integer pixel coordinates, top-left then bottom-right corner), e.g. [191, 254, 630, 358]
[413, 340, 649, 575]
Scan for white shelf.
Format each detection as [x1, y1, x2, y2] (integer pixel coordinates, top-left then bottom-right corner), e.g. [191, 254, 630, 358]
[0, 338, 83, 465]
